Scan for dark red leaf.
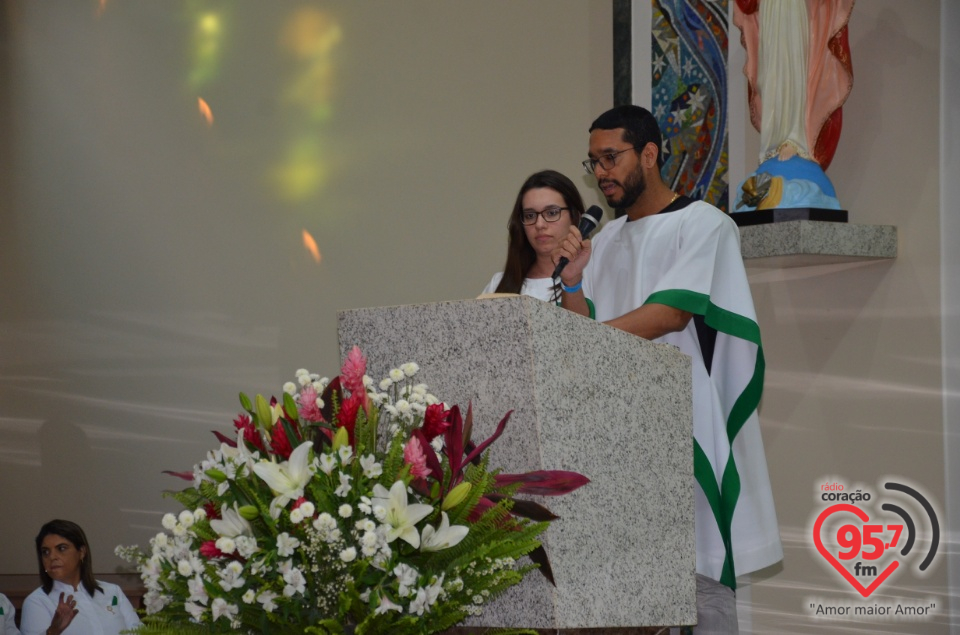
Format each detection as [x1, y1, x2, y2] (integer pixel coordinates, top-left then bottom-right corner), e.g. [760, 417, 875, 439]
[494, 470, 591, 496]
[162, 470, 194, 481]
[212, 430, 236, 447]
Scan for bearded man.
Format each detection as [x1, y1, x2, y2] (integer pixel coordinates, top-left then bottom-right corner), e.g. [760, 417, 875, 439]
[555, 105, 783, 635]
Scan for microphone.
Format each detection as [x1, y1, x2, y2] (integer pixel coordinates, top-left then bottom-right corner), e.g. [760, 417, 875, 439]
[552, 205, 603, 280]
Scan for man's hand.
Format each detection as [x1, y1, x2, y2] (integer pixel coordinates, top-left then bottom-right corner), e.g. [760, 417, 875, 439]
[552, 226, 592, 286]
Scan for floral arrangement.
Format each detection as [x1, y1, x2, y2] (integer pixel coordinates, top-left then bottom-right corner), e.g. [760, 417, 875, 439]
[118, 347, 588, 634]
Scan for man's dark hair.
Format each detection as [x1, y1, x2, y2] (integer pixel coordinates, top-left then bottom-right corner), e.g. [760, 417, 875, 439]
[589, 105, 664, 169]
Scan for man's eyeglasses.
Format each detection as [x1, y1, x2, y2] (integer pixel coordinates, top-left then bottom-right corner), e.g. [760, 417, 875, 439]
[520, 206, 569, 225]
[582, 146, 636, 174]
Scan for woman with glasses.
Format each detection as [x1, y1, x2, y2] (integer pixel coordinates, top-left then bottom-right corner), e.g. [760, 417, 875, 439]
[483, 170, 594, 314]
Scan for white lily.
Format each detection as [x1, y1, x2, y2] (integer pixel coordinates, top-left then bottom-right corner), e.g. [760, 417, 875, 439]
[252, 442, 315, 518]
[209, 503, 253, 538]
[371, 481, 433, 548]
[420, 512, 468, 552]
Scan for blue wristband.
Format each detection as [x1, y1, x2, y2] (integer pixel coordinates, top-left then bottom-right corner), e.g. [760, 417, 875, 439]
[560, 279, 583, 294]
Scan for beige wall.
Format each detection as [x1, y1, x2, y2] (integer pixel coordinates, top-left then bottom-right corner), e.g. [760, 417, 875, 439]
[0, 1, 612, 573]
[737, 1, 949, 632]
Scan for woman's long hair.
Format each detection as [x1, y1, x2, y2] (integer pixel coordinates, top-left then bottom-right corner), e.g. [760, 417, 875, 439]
[36, 519, 101, 595]
[494, 170, 585, 301]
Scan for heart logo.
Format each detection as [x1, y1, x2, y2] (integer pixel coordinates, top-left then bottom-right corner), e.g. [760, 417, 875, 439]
[813, 503, 900, 597]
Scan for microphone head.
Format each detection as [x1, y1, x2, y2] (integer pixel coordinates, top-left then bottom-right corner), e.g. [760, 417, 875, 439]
[578, 205, 604, 237]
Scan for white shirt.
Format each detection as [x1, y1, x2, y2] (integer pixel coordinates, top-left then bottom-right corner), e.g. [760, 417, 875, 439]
[20, 581, 140, 635]
[481, 272, 557, 302]
[0, 593, 20, 635]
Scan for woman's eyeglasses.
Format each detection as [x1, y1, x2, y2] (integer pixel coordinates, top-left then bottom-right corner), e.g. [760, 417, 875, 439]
[520, 206, 569, 225]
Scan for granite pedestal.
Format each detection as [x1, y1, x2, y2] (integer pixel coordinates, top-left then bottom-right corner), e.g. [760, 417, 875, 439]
[338, 296, 696, 629]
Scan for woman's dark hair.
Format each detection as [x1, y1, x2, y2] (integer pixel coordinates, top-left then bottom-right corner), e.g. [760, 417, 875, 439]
[494, 170, 585, 301]
[36, 519, 101, 595]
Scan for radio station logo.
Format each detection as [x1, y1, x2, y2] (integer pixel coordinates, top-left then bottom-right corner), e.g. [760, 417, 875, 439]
[809, 476, 941, 617]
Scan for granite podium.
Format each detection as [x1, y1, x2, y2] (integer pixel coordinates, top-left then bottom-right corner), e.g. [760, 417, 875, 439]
[338, 295, 696, 630]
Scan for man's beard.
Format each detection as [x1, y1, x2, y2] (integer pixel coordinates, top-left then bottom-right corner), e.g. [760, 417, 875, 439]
[603, 166, 646, 210]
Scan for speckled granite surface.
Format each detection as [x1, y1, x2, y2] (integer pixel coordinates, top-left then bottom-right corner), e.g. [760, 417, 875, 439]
[338, 296, 696, 629]
[740, 220, 897, 267]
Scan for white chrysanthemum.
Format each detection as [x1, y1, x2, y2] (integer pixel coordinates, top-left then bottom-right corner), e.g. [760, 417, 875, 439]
[379, 378, 393, 390]
[152, 532, 168, 549]
[283, 381, 297, 395]
[178, 510, 195, 528]
[161, 514, 177, 531]
[177, 559, 193, 577]
[289, 508, 304, 524]
[338, 504, 353, 518]
[362, 374, 373, 388]
[193, 508, 207, 522]
[235, 536, 259, 559]
[355, 518, 376, 533]
[401, 362, 419, 377]
[298, 501, 315, 517]
[395, 399, 411, 416]
[340, 547, 357, 563]
[389, 368, 404, 382]
[215, 537, 237, 554]
[298, 374, 312, 387]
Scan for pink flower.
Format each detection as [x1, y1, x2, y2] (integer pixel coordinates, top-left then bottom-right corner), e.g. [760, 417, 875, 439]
[297, 385, 323, 422]
[199, 541, 224, 559]
[403, 436, 430, 479]
[340, 346, 367, 396]
[422, 404, 451, 440]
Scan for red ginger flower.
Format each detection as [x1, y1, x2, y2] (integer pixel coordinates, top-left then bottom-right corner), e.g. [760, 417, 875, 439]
[270, 421, 300, 459]
[233, 413, 266, 454]
[199, 541, 224, 559]
[421, 403, 452, 440]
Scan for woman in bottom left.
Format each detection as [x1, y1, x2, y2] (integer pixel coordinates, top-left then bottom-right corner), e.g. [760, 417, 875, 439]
[20, 520, 141, 635]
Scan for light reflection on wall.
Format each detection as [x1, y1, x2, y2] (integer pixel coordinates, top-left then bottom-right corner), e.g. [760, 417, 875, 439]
[188, 5, 226, 91]
[272, 7, 342, 204]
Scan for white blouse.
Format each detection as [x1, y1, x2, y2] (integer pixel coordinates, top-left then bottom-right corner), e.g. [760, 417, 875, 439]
[20, 580, 140, 635]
